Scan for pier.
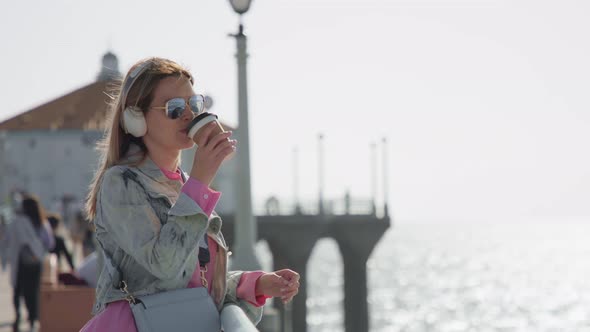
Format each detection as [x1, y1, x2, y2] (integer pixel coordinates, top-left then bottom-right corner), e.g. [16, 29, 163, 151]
[221, 212, 391, 332]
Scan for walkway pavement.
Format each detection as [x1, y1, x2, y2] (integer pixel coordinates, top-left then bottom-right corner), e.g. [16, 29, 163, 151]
[0, 266, 19, 332]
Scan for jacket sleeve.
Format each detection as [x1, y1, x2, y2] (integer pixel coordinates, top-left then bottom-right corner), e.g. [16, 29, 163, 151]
[96, 166, 210, 280]
[222, 270, 264, 325]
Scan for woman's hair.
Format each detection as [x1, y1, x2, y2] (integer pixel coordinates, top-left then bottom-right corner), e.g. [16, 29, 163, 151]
[22, 194, 46, 230]
[47, 213, 61, 230]
[85, 57, 193, 220]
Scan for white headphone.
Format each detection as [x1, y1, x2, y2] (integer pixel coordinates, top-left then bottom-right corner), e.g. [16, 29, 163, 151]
[121, 105, 147, 137]
[120, 61, 151, 137]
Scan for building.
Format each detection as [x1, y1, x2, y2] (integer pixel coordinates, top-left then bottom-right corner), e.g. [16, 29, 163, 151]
[0, 52, 238, 220]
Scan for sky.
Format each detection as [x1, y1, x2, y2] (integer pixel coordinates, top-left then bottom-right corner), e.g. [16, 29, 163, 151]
[1, 0, 589, 223]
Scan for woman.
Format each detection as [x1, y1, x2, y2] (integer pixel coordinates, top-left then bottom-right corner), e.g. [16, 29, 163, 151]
[3, 194, 55, 332]
[81, 57, 299, 331]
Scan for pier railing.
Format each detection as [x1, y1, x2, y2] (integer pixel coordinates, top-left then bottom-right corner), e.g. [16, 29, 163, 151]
[253, 196, 376, 216]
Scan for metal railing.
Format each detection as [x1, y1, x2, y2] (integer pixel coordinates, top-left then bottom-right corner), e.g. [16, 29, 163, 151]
[253, 196, 376, 216]
[221, 305, 259, 332]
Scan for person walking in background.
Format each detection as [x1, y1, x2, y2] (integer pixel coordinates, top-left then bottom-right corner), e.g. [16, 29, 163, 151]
[69, 210, 97, 259]
[70, 211, 86, 259]
[1, 194, 55, 332]
[47, 214, 75, 271]
[0, 213, 7, 270]
[78, 212, 96, 259]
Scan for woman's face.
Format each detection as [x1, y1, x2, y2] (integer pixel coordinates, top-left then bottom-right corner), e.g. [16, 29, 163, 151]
[143, 76, 196, 151]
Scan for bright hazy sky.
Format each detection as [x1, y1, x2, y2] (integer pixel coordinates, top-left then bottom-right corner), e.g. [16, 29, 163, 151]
[1, 0, 589, 223]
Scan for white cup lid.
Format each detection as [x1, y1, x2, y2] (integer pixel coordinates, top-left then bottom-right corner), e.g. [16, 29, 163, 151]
[187, 115, 218, 141]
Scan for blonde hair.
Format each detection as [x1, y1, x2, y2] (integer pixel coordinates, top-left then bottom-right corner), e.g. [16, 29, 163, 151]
[85, 57, 193, 220]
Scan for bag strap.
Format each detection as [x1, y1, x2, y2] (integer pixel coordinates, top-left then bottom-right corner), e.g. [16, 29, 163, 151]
[180, 169, 210, 268]
[100, 232, 210, 304]
[198, 232, 210, 267]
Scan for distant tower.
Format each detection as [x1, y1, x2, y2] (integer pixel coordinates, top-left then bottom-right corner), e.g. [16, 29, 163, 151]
[97, 51, 122, 81]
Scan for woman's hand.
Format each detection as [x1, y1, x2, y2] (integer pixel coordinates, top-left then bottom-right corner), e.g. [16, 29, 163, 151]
[190, 122, 237, 186]
[255, 269, 300, 304]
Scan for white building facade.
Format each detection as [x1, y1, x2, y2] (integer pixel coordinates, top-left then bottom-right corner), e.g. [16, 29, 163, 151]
[0, 52, 237, 217]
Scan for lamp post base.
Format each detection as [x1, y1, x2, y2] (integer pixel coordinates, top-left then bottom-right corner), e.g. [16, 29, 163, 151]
[230, 244, 261, 271]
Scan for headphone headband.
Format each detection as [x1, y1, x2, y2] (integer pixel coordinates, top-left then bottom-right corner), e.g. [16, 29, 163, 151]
[120, 60, 152, 110]
[119, 60, 153, 137]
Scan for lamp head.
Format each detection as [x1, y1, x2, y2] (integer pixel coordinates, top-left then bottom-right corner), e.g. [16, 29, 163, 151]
[228, 0, 252, 14]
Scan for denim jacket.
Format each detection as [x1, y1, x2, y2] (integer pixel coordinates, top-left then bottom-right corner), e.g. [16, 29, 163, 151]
[92, 147, 262, 324]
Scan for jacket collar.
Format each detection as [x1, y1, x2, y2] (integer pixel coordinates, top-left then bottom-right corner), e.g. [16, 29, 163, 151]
[120, 144, 224, 242]
[121, 144, 186, 189]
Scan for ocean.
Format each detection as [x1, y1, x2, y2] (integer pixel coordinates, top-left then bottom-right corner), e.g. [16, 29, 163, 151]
[262, 221, 590, 332]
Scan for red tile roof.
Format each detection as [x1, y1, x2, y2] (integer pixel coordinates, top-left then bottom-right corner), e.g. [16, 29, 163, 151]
[0, 81, 234, 131]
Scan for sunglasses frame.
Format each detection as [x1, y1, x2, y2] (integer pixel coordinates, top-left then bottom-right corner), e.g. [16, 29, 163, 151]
[150, 94, 205, 119]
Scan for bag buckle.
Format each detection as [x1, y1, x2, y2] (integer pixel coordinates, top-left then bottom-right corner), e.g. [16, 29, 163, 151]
[200, 265, 208, 288]
[119, 280, 137, 304]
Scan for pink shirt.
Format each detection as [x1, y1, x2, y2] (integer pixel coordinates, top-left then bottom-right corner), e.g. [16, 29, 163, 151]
[80, 167, 268, 332]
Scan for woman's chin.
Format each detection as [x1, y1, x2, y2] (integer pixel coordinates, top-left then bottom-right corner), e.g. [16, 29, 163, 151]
[180, 142, 195, 150]
[178, 134, 195, 150]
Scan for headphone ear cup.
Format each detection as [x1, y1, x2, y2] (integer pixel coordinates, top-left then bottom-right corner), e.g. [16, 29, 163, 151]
[121, 106, 147, 137]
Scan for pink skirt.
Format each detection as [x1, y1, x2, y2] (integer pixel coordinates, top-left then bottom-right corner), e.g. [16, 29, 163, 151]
[79, 300, 137, 332]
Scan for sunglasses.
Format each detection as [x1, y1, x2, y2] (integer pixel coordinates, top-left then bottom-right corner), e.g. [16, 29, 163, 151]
[149, 95, 205, 119]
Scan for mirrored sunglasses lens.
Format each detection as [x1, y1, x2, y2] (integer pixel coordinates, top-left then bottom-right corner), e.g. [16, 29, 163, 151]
[166, 98, 186, 119]
[189, 95, 204, 114]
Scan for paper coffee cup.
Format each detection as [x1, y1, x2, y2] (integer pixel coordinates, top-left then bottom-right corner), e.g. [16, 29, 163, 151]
[187, 112, 224, 144]
[186, 112, 235, 161]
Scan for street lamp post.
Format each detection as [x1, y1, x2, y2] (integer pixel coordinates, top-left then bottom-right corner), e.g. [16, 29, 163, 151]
[382, 137, 389, 218]
[226, 7, 280, 332]
[370, 142, 377, 216]
[228, 0, 260, 271]
[293, 146, 302, 214]
[318, 134, 325, 215]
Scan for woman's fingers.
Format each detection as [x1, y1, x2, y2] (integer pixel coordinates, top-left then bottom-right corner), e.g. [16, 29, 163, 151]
[288, 274, 300, 285]
[275, 269, 300, 285]
[206, 131, 233, 150]
[257, 273, 285, 297]
[279, 279, 299, 291]
[278, 272, 300, 304]
[195, 122, 218, 147]
[276, 269, 298, 278]
[281, 289, 299, 304]
[257, 270, 301, 303]
[213, 139, 237, 161]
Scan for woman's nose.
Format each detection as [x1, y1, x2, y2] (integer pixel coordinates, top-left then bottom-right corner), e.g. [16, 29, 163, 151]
[181, 103, 195, 121]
